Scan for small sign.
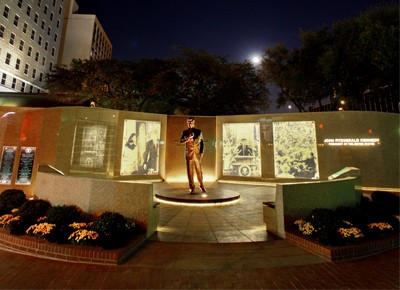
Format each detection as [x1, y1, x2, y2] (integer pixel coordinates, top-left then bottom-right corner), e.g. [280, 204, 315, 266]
[16, 147, 36, 185]
[324, 138, 380, 146]
[0, 146, 17, 184]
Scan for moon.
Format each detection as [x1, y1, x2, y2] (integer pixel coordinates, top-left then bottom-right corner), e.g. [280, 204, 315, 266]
[251, 56, 261, 65]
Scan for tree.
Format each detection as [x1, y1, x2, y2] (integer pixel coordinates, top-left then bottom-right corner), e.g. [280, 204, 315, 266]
[321, 4, 399, 109]
[262, 4, 399, 112]
[262, 44, 312, 112]
[172, 47, 269, 115]
[46, 59, 140, 110]
[46, 48, 270, 115]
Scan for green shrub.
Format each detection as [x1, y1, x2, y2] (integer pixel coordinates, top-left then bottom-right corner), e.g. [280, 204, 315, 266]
[44, 205, 86, 243]
[18, 199, 51, 220]
[308, 209, 344, 245]
[91, 212, 137, 249]
[292, 202, 399, 246]
[0, 189, 27, 215]
[371, 191, 399, 215]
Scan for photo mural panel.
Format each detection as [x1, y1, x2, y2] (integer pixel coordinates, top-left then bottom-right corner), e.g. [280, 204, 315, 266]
[71, 124, 108, 169]
[121, 120, 160, 175]
[222, 123, 261, 177]
[273, 121, 319, 179]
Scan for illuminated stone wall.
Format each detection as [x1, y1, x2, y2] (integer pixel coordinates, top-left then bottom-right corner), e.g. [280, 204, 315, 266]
[0, 106, 398, 197]
[216, 112, 399, 189]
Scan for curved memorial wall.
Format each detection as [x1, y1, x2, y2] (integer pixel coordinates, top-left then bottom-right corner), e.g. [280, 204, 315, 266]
[0, 106, 398, 196]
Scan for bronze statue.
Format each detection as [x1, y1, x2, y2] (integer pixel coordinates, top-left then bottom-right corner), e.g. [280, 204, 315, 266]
[180, 117, 206, 194]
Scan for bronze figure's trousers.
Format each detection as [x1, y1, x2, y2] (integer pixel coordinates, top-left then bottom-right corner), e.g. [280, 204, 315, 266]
[186, 157, 204, 190]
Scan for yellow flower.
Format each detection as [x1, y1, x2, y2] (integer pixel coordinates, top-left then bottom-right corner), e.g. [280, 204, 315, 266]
[368, 223, 393, 231]
[68, 229, 99, 242]
[69, 222, 88, 229]
[26, 223, 56, 236]
[338, 227, 364, 239]
[37, 216, 46, 222]
[294, 219, 315, 236]
[0, 214, 14, 226]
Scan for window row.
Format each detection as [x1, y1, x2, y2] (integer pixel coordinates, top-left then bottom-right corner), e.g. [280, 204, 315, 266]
[3, 3, 62, 41]
[14, 0, 63, 17]
[4, 52, 52, 79]
[1, 24, 57, 56]
[18, 0, 64, 9]
[1, 72, 43, 93]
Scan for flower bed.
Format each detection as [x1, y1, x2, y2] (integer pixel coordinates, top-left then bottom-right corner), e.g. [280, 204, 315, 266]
[0, 189, 149, 264]
[285, 231, 399, 262]
[285, 192, 400, 262]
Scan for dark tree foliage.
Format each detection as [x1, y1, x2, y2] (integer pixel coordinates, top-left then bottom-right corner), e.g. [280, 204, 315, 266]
[171, 48, 270, 115]
[46, 48, 270, 115]
[262, 4, 399, 111]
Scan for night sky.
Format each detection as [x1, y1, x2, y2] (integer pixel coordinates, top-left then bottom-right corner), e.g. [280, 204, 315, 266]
[76, 0, 394, 113]
[76, 0, 391, 62]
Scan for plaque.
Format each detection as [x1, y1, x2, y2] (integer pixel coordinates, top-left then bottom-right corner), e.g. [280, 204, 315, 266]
[0, 146, 17, 184]
[16, 147, 36, 185]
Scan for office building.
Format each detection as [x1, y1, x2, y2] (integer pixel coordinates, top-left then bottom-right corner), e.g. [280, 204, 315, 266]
[0, 0, 111, 93]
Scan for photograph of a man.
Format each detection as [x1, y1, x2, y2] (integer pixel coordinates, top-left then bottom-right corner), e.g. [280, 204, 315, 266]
[180, 117, 206, 194]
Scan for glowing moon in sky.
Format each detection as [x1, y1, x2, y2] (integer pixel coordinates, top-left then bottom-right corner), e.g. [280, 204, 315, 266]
[251, 56, 261, 65]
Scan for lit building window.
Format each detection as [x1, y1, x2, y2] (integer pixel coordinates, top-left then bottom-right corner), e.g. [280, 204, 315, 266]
[19, 40, 24, 51]
[5, 53, 11, 65]
[3, 6, 10, 19]
[9, 33, 15, 45]
[14, 15, 20, 27]
[15, 58, 21, 70]
[11, 78, 17, 89]
[1, 73, 6, 85]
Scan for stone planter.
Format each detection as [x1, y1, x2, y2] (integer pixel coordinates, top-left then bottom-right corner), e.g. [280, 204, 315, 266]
[0, 228, 147, 265]
[285, 231, 399, 262]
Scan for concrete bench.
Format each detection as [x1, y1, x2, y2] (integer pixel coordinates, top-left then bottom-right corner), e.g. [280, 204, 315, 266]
[34, 169, 159, 238]
[263, 176, 362, 239]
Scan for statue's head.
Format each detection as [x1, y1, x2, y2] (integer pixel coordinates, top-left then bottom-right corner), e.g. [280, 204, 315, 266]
[187, 117, 195, 128]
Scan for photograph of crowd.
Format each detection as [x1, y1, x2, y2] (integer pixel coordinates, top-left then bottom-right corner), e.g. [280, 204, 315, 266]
[120, 120, 160, 175]
[273, 121, 319, 179]
[222, 123, 261, 177]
